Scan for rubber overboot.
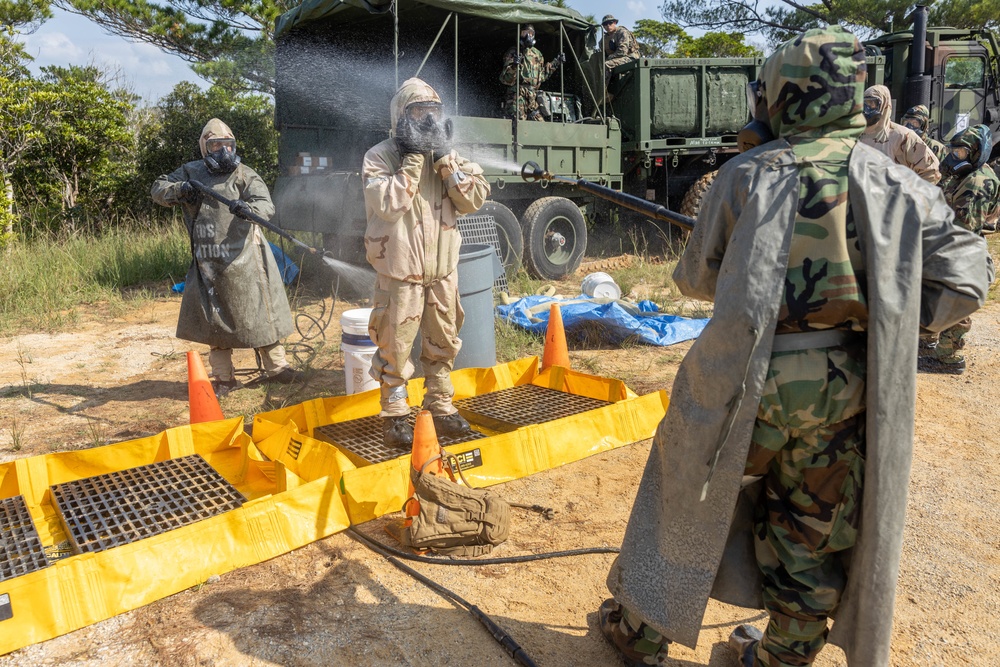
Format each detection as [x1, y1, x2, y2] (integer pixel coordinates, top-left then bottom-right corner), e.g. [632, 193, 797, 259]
[433, 412, 472, 438]
[268, 367, 306, 384]
[917, 356, 966, 375]
[211, 378, 242, 399]
[383, 415, 414, 449]
[598, 598, 670, 666]
[728, 624, 763, 667]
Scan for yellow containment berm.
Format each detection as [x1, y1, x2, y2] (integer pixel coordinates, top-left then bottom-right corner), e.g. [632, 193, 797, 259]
[0, 356, 668, 655]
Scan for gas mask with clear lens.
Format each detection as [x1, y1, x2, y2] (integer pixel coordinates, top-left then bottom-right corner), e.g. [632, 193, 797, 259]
[942, 146, 974, 179]
[520, 30, 535, 49]
[396, 101, 453, 154]
[902, 117, 923, 133]
[862, 97, 882, 126]
[737, 80, 774, 153]
[204, 137, 240, 174]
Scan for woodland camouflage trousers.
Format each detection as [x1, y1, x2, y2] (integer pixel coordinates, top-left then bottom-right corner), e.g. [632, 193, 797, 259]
[743, 343, 867, 666]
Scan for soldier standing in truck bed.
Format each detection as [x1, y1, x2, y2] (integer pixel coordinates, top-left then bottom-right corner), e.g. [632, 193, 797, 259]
[500, 24, 565, 121]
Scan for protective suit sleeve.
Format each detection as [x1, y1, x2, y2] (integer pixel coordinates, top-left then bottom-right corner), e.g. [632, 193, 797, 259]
[363, 151, 425, 223]
[672, 161, 742, 302]
[919, 191, 994, 332]
[150, 165, 190, 207]
[499, 48, 519, 86]
[902, 132, 941, 184]
[434, 152, 490, 215]
[238, 166, 275, 220]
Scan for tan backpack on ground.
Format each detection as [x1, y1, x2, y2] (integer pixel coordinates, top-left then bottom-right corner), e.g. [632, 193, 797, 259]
[401, 453, 510, 557]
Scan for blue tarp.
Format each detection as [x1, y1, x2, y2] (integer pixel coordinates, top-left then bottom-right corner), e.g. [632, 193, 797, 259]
[171, 242, 300, 293]
[496, 295, 709, 347]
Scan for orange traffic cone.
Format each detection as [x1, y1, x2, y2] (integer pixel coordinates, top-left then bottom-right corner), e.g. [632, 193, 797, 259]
[187, 351, 224, 424]
[541, 303, 570, 370]
[405, 410, 444, 525]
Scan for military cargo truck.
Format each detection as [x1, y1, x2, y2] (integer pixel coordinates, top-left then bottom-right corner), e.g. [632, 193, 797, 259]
[272, 0, 999, 280]
[272, 0, 760, 279]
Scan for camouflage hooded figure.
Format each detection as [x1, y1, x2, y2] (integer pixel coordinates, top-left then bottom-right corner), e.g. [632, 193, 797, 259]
[151, 118, 299, 396]
[901, 103, 949, 161]
[500, 24, 565, 121]
[602, 27, 992, 667]
[922, 124, 1000, 373]
[363, 77, 490, 448]
[860, 84, 941, 183]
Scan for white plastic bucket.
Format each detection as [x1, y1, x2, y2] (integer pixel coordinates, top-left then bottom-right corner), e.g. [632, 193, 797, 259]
[581, 272, 622, 300]
[341, 308, 379, 394]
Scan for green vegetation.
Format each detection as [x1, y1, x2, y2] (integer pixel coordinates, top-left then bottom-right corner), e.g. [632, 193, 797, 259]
[0, 222, 190, 335]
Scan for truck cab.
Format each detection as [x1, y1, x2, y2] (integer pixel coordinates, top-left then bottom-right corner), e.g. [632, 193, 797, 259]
[865, 17, 1000, 152]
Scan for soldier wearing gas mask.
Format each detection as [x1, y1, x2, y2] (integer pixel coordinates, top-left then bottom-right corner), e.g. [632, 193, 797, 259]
[500, 24, 566, 121]
[859, 84, 941, 183]
[601, 27, 991, 667]
[151, 118, 302, 397]
[362, 78, 490, 449]
[920, 124, 1000, 374]
[901, 104, 949, 162]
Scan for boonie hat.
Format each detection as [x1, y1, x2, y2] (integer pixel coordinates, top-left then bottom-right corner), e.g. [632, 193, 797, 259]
[601, 14, 617, 25]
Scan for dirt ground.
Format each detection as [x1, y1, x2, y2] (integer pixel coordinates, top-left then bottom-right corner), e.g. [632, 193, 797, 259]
[1, 281, 999, 666]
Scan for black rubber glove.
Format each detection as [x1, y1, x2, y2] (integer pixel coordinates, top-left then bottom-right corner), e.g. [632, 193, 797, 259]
[229, 199, 252, 219]
[178, 181, 200, 204]
[432, 118, 454, 163]
[515, 53, 524, 65]
[395, 119, 422, 156]
[554, 52, 567, 67]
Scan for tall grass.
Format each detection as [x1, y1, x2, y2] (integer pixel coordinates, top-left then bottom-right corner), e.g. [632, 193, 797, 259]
[0, 223, 190, 335]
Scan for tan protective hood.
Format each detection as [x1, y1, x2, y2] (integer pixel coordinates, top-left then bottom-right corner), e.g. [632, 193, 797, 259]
[863, 85, 893, 143]
[389, 77, 442, 133]
[199, 118, 236, 158]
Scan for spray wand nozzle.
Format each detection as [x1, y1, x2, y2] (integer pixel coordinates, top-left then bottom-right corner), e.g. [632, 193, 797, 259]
[521, 161, 555, 183]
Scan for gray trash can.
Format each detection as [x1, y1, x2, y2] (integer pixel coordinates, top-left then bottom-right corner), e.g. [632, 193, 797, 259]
[409, 243, 502, 372]
[454, 243, 502, 369]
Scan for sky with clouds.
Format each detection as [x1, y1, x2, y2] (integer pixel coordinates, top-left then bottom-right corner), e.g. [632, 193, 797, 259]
[16, 1, 680, 103]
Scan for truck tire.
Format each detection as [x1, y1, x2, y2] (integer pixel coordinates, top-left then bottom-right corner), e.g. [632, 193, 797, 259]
[477, 201, 523, 274]
[679, 170, 719, 221]
[522, 197, 587, 280]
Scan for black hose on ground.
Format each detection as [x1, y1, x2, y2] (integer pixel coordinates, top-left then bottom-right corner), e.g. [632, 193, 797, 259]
[348, 526, 543, 667]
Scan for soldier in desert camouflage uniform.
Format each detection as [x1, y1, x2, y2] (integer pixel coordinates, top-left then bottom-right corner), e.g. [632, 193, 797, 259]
[901, 104, 949, 162]
[861, 85, 941, 183]
[922, 124, 1000, 374]
[500, 25, 565, 121]
[599, 27, 992, 667]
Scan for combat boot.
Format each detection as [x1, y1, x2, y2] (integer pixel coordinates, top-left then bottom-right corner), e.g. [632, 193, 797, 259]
[728, 624, 763, 667]
[383, 415, 414, 449]
[433, 412, 472, 438]
[598, 598, 670, 666]
[917, 356, 966, 375]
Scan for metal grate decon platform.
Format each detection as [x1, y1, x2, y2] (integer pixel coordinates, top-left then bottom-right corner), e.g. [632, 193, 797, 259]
[454, 384, 611, 433]
[0, 495, 50, 583]
[457, 214, 509, 295]
[51, 454, 246, 554]
[313, 407, 487, 465]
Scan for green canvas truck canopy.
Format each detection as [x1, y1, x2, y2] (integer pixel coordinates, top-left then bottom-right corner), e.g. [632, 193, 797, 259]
[276, 0, 594, 40]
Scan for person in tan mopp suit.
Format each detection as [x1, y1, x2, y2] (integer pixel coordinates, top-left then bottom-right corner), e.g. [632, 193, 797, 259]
[362, 78, 490, 449]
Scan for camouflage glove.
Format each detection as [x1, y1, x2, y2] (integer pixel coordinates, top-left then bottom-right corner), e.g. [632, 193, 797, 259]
[229, 199, 252, 219]
[178, 181, 200, 204]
